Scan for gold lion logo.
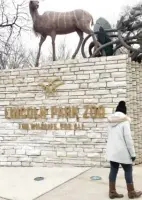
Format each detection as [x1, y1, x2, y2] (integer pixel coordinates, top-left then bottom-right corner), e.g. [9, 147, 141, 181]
[38, 77, 64, 94]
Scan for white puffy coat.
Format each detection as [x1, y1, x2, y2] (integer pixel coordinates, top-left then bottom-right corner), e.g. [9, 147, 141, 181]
[106, 112, 136, 164]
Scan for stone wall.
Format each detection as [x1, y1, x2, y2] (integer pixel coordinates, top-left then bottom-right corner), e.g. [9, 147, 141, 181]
[0, 54, 141, 167]
[126, 61, 142, 164]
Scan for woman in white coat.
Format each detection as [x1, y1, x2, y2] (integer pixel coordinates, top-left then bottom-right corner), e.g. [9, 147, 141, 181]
[106, 101, 142, 199]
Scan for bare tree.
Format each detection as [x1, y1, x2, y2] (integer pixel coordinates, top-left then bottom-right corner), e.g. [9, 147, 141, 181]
[57, 38, 71, 60]
[0, 0, 29, 69]
[116, 3, 142, 62]
[26, 49, 47, 68]
[7, 41, 28, 69]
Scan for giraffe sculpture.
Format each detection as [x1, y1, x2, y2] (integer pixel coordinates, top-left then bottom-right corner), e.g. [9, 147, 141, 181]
[29, 0, 99, 67]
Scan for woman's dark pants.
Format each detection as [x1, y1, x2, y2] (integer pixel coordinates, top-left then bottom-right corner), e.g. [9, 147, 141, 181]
[109, 161, 133, 184]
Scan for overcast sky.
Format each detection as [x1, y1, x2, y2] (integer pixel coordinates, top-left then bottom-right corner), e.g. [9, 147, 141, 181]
[24, 0, 141, 55]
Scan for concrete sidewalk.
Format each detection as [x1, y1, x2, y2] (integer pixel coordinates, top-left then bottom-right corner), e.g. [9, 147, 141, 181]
[0, 166, 142, 200]
[0, 167, 89, 200]
[36, 166, 142, 200]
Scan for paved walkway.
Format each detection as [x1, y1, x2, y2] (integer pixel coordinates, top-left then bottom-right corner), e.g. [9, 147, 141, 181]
[36, 166, 142, 200]
[0, 167, 89, 200]
[0, 166, 142, 200]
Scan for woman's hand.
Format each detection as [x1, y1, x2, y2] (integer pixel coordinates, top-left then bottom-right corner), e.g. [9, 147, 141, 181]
[131, 157, 136, 162]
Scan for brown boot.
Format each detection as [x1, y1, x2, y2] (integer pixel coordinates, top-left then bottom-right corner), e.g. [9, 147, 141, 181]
[109, 182, 124, 199]
[127, 183, 142, 199]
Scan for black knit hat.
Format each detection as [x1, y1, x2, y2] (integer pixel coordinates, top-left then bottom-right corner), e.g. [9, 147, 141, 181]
[115, 101, 127, 114]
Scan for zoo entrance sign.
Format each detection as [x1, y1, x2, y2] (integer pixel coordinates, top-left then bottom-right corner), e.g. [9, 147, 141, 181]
[5, 105, 105, 131]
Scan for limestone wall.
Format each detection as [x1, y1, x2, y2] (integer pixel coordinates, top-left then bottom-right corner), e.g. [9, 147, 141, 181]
[126, 61, 142, 164]
[0, 54, 141, 167]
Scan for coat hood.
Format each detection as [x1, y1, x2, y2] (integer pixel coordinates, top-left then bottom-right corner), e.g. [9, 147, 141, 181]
[108, 112, 131, 127]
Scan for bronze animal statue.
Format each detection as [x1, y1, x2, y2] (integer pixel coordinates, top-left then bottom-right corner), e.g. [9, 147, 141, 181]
[89, 18, 113, 57]
[29, 0, 99, 67]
